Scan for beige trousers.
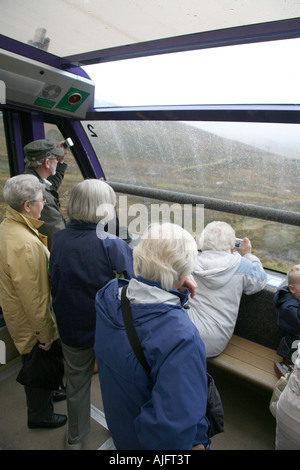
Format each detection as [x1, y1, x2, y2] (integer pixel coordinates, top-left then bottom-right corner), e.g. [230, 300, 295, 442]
[62, 343, 95, 444]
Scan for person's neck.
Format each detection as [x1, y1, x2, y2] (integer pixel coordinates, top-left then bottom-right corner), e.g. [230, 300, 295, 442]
[35, 166, 50, 180]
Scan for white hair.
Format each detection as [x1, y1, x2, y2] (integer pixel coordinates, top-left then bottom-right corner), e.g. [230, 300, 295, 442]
[198, 221, 236, 251]
[133, 223, 198, 291]
[3, 174, 44, 212]
[67, 179, 116, 224]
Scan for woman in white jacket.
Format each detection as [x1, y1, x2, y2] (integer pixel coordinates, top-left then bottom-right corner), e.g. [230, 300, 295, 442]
[188, 221, 267, 358]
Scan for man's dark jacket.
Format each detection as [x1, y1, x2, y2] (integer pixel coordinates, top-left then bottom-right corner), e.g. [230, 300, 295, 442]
[25, 162, 67, 249]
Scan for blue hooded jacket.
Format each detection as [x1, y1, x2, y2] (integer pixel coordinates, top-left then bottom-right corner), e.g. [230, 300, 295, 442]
[94, 276, 209, 450]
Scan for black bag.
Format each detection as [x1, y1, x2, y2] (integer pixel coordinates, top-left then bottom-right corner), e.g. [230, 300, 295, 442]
[16, 339, 64, 390]
[206, 372, 224, 436]
[121, 285, 224, 437]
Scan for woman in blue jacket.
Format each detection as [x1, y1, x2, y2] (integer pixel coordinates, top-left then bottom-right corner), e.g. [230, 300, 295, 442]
[49, 179, 134, 449]
[94, 222, 210, 450]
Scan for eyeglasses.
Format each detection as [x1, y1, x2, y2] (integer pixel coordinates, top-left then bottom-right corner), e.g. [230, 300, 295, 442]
[30, 198, 46, 204]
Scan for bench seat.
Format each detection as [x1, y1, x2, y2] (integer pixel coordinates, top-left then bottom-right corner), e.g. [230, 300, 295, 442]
[207, 335, 282, 391]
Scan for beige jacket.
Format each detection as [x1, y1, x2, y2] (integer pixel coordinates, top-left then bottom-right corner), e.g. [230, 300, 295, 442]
[0, 206, 58, 354]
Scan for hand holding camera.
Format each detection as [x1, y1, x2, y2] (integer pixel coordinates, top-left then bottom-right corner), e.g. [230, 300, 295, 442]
[235, 238, 243, 249]
[62, 137, 74, 149]
[57, 138, 74, 162]
[235, 237, 252, 255]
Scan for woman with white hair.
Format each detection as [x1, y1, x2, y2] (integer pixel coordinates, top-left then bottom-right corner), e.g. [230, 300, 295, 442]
[188, 221, 267, 358]
[49, 178, 134, 449]
[0, 174, 66, 429]
[94, 223, 210, 450]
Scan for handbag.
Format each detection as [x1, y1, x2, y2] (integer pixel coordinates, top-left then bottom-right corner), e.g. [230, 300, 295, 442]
[269, 369, 292, 418]
[206, 372, 224, 436]
[16, 339, 64, 390]
[121, 285, 224, 437]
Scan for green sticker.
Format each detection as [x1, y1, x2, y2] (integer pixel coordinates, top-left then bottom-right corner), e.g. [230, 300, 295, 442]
[56, 87, 90, 112]
[33, 97, 56, 109]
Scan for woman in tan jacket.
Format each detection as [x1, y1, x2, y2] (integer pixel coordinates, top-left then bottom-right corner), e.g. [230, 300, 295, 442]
[0, 174, 67, 429]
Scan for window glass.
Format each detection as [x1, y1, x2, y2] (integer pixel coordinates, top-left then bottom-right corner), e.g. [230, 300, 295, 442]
[0, 112, 10, 328]
[84, 38, 300, 107]
[0, 112, 10, 223]
[82, 119, 300, 272]
[115, 193, 299, 274]
[203, 210, 300, 274]
[44, 123, 83, 218]
[82, 120, 300, 211]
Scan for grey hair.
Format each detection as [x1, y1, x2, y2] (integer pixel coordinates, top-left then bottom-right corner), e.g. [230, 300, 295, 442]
[198, 221, 236, 251]
[67, 179, 117, 224]
[25, 159, 45, 169]
[3, 174, 44, 212]
[133, 223, 198, 291]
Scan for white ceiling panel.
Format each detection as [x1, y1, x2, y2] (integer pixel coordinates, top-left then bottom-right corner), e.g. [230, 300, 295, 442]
[1, 0, 300, 57]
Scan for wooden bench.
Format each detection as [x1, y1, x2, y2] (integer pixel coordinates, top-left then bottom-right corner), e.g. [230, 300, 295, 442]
[207, 335, 282, 391]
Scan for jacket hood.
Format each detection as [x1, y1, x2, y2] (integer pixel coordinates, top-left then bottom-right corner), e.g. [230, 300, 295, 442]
[193, 250, 241, 289]
[274, 285, 291, 307]
[95, 277, 189, 329]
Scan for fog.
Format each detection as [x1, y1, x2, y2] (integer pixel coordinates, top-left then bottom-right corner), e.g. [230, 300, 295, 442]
[85, 37, 300, 160]
[190, 121, 300, 160]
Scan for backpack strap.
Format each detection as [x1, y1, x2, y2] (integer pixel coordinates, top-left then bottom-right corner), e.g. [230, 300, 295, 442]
[121, 284, 151, 374]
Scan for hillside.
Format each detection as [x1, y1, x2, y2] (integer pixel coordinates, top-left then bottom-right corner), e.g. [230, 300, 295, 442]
[89, 120, 300, 271]
[93, 120, 300, 213]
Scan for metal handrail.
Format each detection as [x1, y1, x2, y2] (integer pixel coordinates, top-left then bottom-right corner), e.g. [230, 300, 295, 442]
[109, 181, 300, 227]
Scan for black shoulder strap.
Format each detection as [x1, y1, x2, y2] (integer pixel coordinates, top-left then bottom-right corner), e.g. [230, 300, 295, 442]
[121, 284, 151, 374]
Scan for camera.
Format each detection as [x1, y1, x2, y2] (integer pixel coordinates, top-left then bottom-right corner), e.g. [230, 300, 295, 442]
[62, 137, 74, 149]
[235, 238, 243, 249]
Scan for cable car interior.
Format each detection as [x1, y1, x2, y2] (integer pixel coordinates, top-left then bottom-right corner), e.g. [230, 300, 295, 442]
[1, 0, 300, 451]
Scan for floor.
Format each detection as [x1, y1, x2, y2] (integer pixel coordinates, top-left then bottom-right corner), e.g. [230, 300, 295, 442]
[0, 359, 276, 451]
[207, 364, 276, 450]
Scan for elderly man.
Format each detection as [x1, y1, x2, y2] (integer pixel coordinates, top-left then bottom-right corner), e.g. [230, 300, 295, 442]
[24, 139, 68, 249]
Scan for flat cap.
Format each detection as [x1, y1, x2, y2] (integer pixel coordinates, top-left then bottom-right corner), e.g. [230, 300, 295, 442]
[24, 139, 64, 161]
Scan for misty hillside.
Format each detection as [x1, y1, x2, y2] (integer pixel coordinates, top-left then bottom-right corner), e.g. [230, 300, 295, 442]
[91, 120, 300, 212]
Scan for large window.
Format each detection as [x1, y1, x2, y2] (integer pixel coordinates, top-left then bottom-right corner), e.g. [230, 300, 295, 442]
[84, 38, 300, 107]
[44, 123, 83, 217]
[0, 112, 10, 223]
[82, 36, 300, 274]
[82, 120, 300, 210]
[0, 112, 10, 327]
[82, 119, 300, 273]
